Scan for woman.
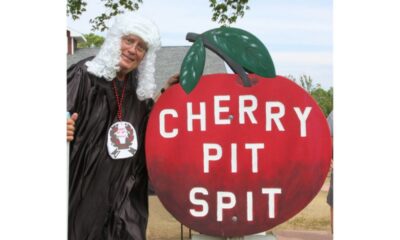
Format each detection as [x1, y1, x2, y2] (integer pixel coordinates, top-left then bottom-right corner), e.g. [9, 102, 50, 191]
[67, 14, 177, 240]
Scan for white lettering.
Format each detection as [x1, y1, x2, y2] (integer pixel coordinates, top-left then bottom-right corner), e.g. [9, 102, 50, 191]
[231, 143, 237, 173]
[203, 143, 222, 173]
[266, 101, 285, 131]
[245, 143, 265, 173]
[214, 95, 231, 125]
[247, 191, 253, 221]
[187, 188, 282, 221]
[159, 109, 178, 138]
[189, 187, 209, 217]
[261, 188, 282, 219]
[294, 107, 312, 137]
[239, 95, 258, 124]
[217, 191, 236, 222]
[187, 102, 206, 131]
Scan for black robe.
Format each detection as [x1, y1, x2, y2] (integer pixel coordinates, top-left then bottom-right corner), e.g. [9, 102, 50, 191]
[67, 57, 153, 240]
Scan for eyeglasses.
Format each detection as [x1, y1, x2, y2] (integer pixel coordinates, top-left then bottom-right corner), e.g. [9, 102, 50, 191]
[122, 36, 148, 54]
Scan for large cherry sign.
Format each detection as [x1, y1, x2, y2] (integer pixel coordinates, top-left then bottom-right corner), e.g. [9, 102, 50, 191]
[145, 73, 332, 237]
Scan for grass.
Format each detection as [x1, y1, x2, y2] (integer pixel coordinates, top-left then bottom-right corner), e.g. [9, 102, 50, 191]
[272, 191, 331, 231]
[272, 171, 332, 231]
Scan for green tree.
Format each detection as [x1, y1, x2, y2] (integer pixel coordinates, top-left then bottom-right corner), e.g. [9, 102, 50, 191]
[287, 74, 333, 116]
[67, 0, 250, 31]
[299, 74, 314, 93]
[209, 0, 250, 25]
[311, 87, 333, 117]
[77, 33, 105, 48]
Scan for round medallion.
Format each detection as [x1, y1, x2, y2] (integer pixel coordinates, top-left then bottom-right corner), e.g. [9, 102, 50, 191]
[107, 121, 138, 160]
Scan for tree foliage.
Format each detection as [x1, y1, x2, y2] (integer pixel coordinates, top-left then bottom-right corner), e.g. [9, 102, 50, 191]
[209, 0, 250, 26]
[311, 87, 333, 117]
[67, 0, 87, 20]
[67, 0, 250, 31]
[67, 0, 142, 31]
[287, 74, 333, 117]
[77, 33, 105, 48]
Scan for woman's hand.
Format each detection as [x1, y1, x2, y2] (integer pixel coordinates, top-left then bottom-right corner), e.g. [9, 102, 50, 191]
[154, 73, 180, 101]
[67, 113, 79, 142]
[163, 73, 180, 90]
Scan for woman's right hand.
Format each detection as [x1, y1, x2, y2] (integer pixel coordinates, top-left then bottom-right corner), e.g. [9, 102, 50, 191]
[67, 113, 79, 142]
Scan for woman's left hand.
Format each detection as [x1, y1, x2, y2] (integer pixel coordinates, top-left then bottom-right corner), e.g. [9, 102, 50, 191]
[163, 73, 179, 90]
[154, 73, 180, 102]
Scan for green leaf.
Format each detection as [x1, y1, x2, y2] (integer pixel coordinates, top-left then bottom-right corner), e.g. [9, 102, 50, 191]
[179, 38, 206, 94]
[202, 27, 276, 77]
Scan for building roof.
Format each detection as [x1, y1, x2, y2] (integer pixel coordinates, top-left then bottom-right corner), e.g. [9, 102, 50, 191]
[67, 46, 227, 90]
[67, 48, 99, 68]
[154, 46, 227, 91]
[67, 28, 87, 43]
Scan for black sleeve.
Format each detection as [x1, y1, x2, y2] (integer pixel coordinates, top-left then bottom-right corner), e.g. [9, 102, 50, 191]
[67, 58, 94, 113]
[144, 98, 155, 114]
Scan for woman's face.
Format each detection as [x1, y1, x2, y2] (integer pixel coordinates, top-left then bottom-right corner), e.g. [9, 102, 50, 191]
[119, 35, 148, 74]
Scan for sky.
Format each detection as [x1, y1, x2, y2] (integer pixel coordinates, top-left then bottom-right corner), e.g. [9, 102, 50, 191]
[67, 0, 332, 89]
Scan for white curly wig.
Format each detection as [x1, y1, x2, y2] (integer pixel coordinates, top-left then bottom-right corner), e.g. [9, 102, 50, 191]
[85, 13, 161, 100]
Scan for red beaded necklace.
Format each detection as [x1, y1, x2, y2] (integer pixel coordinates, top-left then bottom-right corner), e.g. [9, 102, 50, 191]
[112, 78, 127, 121]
